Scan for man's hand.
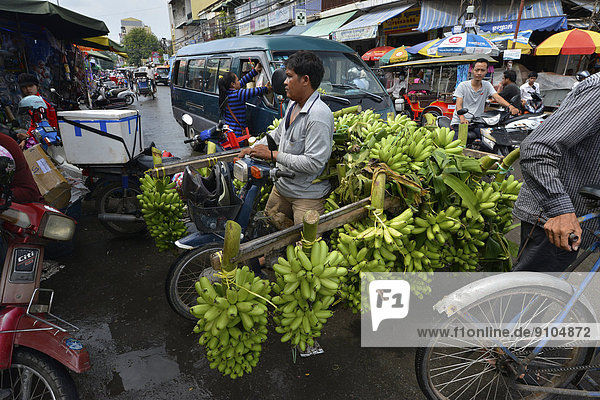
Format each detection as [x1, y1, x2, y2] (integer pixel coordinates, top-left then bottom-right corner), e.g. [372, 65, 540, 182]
[238, 147, 253, 157]
[459, 115, 469, 125]
[248, 144, 277, 161]
[16, 130, 28, 141]
[544, 212, 582, 251]
[508, 104, 519, 115]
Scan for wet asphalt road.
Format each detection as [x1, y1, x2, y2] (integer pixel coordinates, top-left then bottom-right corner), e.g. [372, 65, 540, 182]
[44, 86, 422, 400]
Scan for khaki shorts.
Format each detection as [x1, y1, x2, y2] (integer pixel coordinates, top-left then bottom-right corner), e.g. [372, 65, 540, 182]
[264, 187, 326, 229]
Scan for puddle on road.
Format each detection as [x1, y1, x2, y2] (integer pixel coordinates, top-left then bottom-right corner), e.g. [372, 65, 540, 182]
[109, 346, 181, 393]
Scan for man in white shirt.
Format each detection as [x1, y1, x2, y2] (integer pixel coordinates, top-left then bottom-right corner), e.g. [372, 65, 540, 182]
[520, 71, 540, 109]
[451, 58, 519, 132]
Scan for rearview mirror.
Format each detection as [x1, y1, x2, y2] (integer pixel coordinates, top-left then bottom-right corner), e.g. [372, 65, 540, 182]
[266, 134, 277, 151]
[457, 108, 469, 116]
[182, 114, 193, 126]
[272, 68, 287, 97]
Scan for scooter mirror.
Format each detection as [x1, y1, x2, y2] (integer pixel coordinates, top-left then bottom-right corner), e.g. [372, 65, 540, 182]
[182, 114, 193, 126]
[272, 68, 287, 97]
[266, 134, 277, 152]
[457, 108, 469, 116]
[510, 95, 521, 108]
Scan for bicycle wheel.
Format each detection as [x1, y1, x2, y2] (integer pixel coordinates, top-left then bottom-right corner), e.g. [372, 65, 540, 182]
[95, 181, 145, 235]
[165, 244, 222, 320]
[1, 348, 79, 399]
[416, 287, 595, 400]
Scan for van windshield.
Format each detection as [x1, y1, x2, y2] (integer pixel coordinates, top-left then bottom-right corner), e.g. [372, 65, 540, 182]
[271, 51, 385, 96]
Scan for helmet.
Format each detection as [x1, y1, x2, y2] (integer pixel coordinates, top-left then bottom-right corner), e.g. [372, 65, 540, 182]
[18, 95, 47, 114]
[576, 70, 590, 82]
[182, 162, 235, 208]
[0, 145, 15, 186]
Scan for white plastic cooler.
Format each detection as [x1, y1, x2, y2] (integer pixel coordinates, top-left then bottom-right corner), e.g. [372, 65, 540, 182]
[57, 110, 143, 165]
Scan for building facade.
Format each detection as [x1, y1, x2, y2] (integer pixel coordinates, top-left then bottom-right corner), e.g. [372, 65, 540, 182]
[120, 17, 153, 42]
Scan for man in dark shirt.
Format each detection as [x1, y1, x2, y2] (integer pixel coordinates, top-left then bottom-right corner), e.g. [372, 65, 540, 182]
[498, 70, 520, 105]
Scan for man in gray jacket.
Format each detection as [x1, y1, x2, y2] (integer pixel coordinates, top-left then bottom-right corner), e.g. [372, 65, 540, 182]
[240, 50, 334, 228]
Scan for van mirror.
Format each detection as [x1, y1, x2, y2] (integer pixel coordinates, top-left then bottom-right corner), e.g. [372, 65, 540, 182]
[266, 134, 277, 152]
[182, 114, 193, 126]
[272, 68, 287, 97]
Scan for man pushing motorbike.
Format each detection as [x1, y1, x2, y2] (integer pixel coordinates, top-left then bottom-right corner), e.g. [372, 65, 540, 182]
[239, 50, 334, 229]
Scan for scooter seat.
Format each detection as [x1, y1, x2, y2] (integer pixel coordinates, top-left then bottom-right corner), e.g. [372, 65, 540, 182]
[504, 112, 545, 124]
[109, 88, 128, 96]
[579, 185, 600, 202]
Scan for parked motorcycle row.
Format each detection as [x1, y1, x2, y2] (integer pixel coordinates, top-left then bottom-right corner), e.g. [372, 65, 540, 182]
[78, 73, 157, 110]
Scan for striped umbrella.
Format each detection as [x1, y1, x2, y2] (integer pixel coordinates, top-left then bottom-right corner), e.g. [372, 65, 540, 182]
[380, 47, 410, 64]
[535, 29, 600, 55]
[362, 46, 395, 61]
[407, 39, 443, 57]
[424, 33, 500, 57]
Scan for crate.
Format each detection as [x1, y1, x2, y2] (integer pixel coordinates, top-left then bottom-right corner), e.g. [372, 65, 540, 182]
[57, 110, 143, 165]
[188, 200, 241, 233]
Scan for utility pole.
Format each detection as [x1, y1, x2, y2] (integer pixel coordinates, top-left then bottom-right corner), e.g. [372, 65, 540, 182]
[511, 0, 526, 49]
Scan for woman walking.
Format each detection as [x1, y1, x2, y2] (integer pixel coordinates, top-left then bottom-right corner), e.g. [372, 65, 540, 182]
[218, 63, 271, 142]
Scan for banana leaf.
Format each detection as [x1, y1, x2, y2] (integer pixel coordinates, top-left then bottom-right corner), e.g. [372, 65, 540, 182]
[442, 173, 481, 219]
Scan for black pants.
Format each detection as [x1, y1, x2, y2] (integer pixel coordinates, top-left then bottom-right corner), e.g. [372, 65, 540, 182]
[512, 221, 578, 272]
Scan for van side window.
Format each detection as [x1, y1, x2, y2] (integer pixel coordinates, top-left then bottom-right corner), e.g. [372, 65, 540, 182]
[174, 59, 187, 87]
[186, 58, 205, 91]
[204, 58, 219, 93]
[219, 58, 231, 76]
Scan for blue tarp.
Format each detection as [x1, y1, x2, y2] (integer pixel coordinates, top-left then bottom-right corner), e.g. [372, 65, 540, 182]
[479, 16, 567, 33]
[417, 0, 565, 32]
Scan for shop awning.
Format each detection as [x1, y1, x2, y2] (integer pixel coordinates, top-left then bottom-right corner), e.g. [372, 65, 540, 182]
[332, 3, 414, 42]
[286, 21, 317, 35]
[382, 54, 497, 68]
[301, 11, 356, 38]
[570, 0, 599, 12]
[0, 0, 109, 39]
[86, 50, 112, 62]
[417, 0, 564, 32]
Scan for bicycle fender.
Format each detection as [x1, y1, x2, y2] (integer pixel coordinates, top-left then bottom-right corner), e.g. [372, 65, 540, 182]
[433, 272, 597, 321]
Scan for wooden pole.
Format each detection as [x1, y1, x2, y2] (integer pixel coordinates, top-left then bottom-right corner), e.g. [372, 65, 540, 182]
[301, 210, 319, 255]
[511, 0, 526, 50]
[221, 220, 242, 272]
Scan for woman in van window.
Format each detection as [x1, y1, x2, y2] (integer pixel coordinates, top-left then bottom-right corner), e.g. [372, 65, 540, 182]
[218, 63, 271, 140]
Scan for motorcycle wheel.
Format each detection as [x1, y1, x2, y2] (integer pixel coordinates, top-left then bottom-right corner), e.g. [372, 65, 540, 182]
[125, 94, 135, 106]
[165, 244, 222, 320]
[95, 181, 145, 235]
[0, 347, 79, 399]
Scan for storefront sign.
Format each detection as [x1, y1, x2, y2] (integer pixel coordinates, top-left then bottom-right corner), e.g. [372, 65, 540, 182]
[252, 15, 268, 32]
[332, 25, 378, 42]
[269, 6, 291, 27]
[235, 3, 250, 20]
[295, 9, 306, 26]
[503, 49, 522, 60]
[464, 18, 476, 28]
[238, 21, 251, 36]
[382, 6, 420, 34]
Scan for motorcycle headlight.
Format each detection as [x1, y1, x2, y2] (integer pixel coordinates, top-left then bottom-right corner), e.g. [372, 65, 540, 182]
[482, 114, 500, 126]
[39, 213, 76, 241]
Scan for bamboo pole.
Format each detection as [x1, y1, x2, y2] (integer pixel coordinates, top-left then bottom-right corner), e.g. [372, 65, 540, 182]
[301, 210, 319, 255]
[332, 105, 362, 118]
[458, 123, 469, 146]
[221, 220, 242, 272]
[371, 171, 386, 211]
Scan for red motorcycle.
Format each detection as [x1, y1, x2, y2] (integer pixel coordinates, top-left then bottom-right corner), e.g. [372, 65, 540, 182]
[0, 187, 89, 398]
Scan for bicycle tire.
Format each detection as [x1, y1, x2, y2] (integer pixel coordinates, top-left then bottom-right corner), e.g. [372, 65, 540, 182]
[415, 286, 595, 400]
[165, 244, 222, 320]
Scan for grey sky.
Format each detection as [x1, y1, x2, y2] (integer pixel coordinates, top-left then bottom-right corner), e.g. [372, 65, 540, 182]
[57, 0, 172, 42]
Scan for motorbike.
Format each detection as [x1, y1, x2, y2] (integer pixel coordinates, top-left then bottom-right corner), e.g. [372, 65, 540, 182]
[181, 114, 253, 153]
[17, 95, 62, 151]
[165, 135, 294, 320]
[134, 73, 155, 100]
[448, 95, 547, 156]
[0, 180, 89, 398]
[79, 84, 134, 110]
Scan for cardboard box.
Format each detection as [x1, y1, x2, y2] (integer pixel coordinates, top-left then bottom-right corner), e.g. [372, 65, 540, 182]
[23, 144, 71, 209]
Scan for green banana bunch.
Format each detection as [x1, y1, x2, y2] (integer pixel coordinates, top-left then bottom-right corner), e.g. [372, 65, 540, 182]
[370, 126, 434, 174]
[271, 242, 347, 351]
[191, 266, 271, 379]
[137, 174, 187, 251]
[431, 127, 463, 154]
[266, 118, 281, 133]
